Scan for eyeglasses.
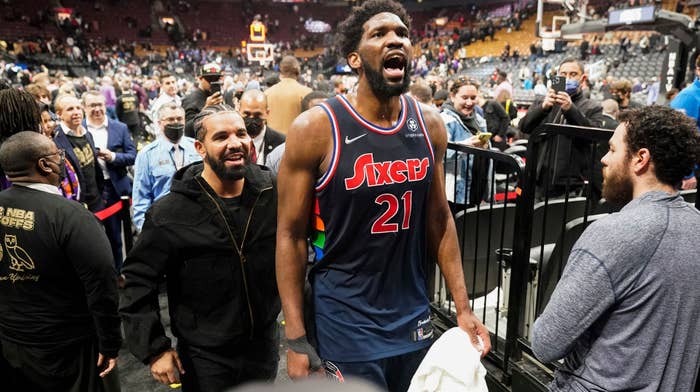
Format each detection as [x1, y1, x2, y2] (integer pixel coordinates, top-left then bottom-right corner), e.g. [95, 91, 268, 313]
[40, 149, 65, 161]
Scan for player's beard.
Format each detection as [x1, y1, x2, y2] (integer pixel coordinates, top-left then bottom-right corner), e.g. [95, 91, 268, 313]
[205, 148, 249, 181]
[602, 166, 633, 206]
[361, 55, 411, 99]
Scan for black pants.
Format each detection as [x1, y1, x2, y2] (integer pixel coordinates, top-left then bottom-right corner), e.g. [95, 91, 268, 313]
[178, 326, 279, 392]
[0, 339, 120, 392]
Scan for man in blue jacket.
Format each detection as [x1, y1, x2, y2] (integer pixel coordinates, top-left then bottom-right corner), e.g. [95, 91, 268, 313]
[83, 90, 137, 274]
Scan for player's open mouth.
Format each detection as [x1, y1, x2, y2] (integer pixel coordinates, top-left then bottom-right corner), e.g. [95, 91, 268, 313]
[383, 53, 406, 79]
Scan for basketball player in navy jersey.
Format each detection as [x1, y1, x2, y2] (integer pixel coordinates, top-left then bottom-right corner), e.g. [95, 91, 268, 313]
[276, 0, 491, 389]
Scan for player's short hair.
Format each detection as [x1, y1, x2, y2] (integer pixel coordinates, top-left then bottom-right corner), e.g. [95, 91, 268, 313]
[336, 0, 411, 60]
[618, 106, 700, 187]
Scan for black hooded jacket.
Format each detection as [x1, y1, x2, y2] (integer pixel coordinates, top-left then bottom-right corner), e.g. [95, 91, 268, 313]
[120, 162, 279, 363]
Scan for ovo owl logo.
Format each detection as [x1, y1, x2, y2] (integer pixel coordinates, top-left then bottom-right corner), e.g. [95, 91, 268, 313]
[3, 234, 35, 272]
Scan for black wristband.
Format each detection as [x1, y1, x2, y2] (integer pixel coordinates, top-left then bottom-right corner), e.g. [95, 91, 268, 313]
[287, 335, 322, 371]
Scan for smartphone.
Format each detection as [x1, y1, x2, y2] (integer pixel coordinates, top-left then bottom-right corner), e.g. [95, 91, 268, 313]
[551, 75, 566, 93]
[477, 132, 492, 143]
[209, 81, 222, 95]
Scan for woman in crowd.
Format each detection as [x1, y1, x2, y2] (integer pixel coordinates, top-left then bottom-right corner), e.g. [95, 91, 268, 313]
[440, 77, 492, 211]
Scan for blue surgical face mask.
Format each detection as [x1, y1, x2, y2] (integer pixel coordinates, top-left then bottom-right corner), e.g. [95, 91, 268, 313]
[565, 79, 580, 95]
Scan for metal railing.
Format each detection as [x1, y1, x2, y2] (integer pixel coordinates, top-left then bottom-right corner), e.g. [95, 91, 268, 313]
[431, 124, 625, 388]
[431, 142, 525, 374]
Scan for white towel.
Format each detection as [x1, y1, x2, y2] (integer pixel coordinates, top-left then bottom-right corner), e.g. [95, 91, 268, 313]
[408, 327, 488, 392]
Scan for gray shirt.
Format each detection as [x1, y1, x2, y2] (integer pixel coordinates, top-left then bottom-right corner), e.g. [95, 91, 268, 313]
[266, 142, 285, 176]
[532, 191, 700, 391]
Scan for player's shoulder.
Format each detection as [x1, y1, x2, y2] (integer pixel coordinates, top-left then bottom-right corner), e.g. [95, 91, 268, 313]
[288, 105, 332, 139]
[284, 105, 333, 164]
[409, 99, 446, 143]
[414, 100, 441, 124]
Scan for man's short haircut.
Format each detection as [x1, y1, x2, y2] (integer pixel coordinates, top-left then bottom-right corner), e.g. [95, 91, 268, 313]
[337, 0, 411, 60]
[301, 90, 329, 112]
[193, 104, 239, 141]
[81, 90, 105, 106]
[433, 89, 449, 101]
[240, 89, 267, 108]
[618, 106, 700, 187]
[0, 131, 53, 175]
[54, 94, 79, 113]
[158, 102, 185, 120]
[601, 99, 619, 116]
[409, 82, 432, 104]
[0, 88, 41, 140]
[160, 71, 175, 82]
[25, 83, 50, 100]
[279, 56, 301, 78]
[611, 79, 632, 94]
[498, 70, 508, 80]
[558, 57, 586, 74]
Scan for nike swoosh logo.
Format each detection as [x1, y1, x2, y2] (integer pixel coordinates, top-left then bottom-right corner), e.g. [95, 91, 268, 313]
[345, 133, 367, 144]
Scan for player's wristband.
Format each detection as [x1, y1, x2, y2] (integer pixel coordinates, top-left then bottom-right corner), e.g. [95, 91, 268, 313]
[287, 335, 322, 371]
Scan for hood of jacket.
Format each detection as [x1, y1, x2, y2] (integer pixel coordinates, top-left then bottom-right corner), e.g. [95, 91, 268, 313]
[170, 162, 274, 207]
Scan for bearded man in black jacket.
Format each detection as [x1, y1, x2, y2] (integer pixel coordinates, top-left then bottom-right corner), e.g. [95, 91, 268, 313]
[120, 104, 279, 392]
[519, 57, 606, 197]
[0, 131, 121, 391]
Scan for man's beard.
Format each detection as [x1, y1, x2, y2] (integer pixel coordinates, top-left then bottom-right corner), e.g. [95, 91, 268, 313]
[602, 167, 633, 205]
[205, 149, 249, 181]
[361, 56, 411, 99]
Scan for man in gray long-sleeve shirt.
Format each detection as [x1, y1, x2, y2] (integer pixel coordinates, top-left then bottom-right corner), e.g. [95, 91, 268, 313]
[532, 106, 700, 391]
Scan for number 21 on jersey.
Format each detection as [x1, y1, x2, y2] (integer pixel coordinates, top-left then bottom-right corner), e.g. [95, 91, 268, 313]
[371, 191, 412, 234]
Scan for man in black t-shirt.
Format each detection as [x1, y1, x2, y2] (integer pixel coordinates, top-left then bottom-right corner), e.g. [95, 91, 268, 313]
[116, 76, 142, 137]
[0, 131, 121, 391]
[53, 94, 104, 211]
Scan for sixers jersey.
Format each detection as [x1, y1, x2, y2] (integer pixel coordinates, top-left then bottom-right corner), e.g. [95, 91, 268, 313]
[310, 95, 435, 362]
